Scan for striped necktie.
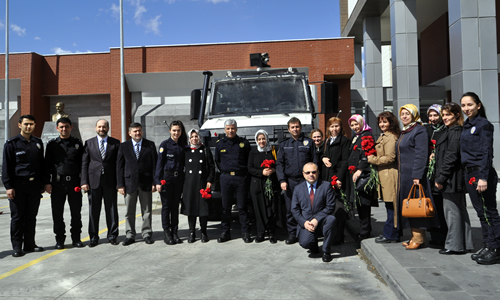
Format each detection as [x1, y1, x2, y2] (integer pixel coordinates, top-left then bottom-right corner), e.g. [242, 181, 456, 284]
[100, 139, 105, 160]
[135, 143, 140, 159]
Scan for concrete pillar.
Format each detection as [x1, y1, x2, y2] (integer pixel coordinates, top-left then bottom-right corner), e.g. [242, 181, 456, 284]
[363, 16, 384, 135]
[390, 0, 420, 115]
[448, 0, 500, 168]
[352, 44, 363, 89]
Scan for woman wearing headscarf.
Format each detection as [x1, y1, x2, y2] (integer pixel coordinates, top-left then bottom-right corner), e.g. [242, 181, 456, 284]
[321, 117, 350, 245]
[397, 104, 440, 250]
[248, 130, 280, 243]
[425, 104, 448, 246]
[181, 129, 215, 243]
[348, 114, 377, 240]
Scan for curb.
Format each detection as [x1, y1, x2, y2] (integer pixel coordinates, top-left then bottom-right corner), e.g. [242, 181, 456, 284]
[361, 239, 432, 300]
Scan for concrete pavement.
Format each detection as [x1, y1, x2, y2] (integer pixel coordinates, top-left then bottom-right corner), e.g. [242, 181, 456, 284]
[0, 192, 395, 300]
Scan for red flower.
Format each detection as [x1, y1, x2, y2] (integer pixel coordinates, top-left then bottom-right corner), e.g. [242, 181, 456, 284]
[469, 177, 476, 185]
[260, 159, 276, 169]
[161, 180, 166, 185]
[348, 166, 356, 174]
[200, 187, 212, 199]
[361, 136, 377, 156]
[214, 132, 218, 137]
[431, 140, 436, 145]
[74, 187, 81, 192]
[353, 145, 358, 151]
[331, 175, 339, 188]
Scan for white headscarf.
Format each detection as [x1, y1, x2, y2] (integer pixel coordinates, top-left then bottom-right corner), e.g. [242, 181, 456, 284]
[254, 129, 272, 153]
[188, 128, 201, 149]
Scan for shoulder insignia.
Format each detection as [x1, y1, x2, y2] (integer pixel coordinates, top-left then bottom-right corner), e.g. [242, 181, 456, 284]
[7, 136, 19, 142]
[216, 139, 220, 143]
[220, 149, 226, 153]
[239, 142, 245, 148]
[48, 138, 57, 143]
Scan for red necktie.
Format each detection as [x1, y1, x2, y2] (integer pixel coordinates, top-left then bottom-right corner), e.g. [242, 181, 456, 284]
[309, 185, 314, 207]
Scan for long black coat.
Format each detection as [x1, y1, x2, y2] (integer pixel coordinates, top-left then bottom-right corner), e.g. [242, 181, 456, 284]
[181, 145, 215, 217]
[434, 125, 465, 193]
[425, 123, 446, 194]
[248, 148, 280, 228]
[347, 131, 377, 207]
[397, 124, 440, 229]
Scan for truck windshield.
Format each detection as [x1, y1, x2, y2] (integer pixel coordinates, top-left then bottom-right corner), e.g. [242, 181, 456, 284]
[210, 76, 308, 116]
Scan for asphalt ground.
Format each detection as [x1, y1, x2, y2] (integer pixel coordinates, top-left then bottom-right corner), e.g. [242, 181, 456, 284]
[0, 192, 395, 300]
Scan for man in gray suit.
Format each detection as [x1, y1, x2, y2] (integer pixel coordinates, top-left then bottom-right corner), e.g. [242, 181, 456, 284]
[117, 123, 157, 245]
[291, 162, 337, 262]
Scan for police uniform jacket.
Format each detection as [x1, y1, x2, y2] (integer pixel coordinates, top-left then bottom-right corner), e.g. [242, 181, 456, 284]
[45, 136, 84, 182]
[276, 133, 316, 183]
[214, 135, 251, 175]
[460, 115, 494, 180]
[155, 137, 185, 184]
[2, 134, 48, 190]
[435, 125, 465, 193]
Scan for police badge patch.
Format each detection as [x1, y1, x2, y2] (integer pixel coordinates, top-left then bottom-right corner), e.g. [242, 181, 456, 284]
[75, 144, 80, 149]
[239, 142, 244, 148]
[36, 143, 41, 149]
[471, 126, 476, 134]
[159, 147, 164, 153]
[303, 140, 309, 146]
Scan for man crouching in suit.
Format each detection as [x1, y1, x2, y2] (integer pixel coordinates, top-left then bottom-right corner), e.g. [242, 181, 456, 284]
[117, 123, 157, 246]
[291, 162, 337, 262]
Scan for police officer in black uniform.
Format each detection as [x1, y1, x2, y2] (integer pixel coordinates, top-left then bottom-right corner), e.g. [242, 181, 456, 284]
[215, 119, 252, 243]
[276, 117, 317, 244]
[44, 117, 84, 249]
[460, 92, 500, 265]
[2, 115, 48, 257]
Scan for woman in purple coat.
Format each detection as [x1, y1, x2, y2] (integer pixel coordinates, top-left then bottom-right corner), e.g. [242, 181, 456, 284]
[397, 104, 440, 250]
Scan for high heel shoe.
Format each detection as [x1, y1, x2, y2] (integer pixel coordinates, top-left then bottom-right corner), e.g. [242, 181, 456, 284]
[405, 240, 422, 250]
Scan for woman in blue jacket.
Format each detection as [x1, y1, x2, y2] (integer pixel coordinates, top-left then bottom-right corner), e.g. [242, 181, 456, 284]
[460, 92, 500, 265]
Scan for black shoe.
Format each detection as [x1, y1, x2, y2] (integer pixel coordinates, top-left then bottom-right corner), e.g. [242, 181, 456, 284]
[476, 248, 500, 265]
[72, 240, 84, 248]
[144, 236, 154, 244]
[164, 229, 175, 245]
[188, 232, 196, 243]
[439, 249, 466, 255]
[201, 232, 209, 243]
[286, 235, 298, 245]
[375, 236, 399, 243]
[217, 232, 231, 243]
[471, 244, 489, 261]
[12, 249, 24, 257]
[254, 234, 265, 243]
[109, 239, 119, 245]
[269, 236, 277, 244]
[24, 245, 44, 253]
[309, 245, 320, 254]
[55, 242, 65, 250]
[173, 233, 182, 244]
[322, 252, 332, 262]
[122, 238, 135, 246]
[242, 232, 253, 243]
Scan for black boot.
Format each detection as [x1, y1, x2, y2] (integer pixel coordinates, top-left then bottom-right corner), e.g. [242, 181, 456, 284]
[254, 233, 265, 243]
[188, 231, 196, 243]
[471, 243, 489, 261]
[476, 247, 500, 265]
[164, 228, 175, 245]
[173, 231, 182, 244]
[201, 231, 209, 243]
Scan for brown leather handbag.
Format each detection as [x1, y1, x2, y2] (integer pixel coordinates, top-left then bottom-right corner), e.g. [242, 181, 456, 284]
[402, 184, 435, 218]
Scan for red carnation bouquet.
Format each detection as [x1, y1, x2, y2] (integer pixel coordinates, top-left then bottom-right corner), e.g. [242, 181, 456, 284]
[348, 166, 356, 174]
[331, 175, 350, 213]
[469, 177, 490, 225]
[261, 159, 276, 199]
[427, 140, 437, 180]
[161, 180, 166, 185]
[359, 136, 380, 194]
[200, 187, 212, 199]
[74, 186, 81, 193]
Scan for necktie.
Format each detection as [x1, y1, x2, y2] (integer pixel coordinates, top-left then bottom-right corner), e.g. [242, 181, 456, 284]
[100, 139, 105, 160]
[309, 185, 314, 207]
[135, 143, 140, 159]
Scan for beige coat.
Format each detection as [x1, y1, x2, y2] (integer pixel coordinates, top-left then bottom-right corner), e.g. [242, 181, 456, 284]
[367, 132, 399, 226]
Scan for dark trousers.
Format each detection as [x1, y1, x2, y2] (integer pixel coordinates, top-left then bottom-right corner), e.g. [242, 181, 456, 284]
[88, 177, 118, 241]
[465, 169, 500, 248]
[356, 193, 372, 238]
[283, 177, 303, 236]
[160, 176, 183, 232]
[220, 174, 249, 234]
[10, 181, 42, 250]
[429, 193, 448, 243]
[188, 216, 208, 232]
[253, 206, 276, 237]
[382, 202, 399, 240]
[297, 215, 337, 253]
[51, 180, 82, 243]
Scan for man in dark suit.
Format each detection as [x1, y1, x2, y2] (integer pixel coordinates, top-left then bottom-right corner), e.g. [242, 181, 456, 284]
[81, 119, 120, 247]
[117, 122, 157, 246]
[291, 162, 337, 262]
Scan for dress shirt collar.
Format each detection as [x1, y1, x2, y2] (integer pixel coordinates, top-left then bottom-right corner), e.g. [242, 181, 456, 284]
[97, 135, 108, 144]
[132, 138, 143, 148]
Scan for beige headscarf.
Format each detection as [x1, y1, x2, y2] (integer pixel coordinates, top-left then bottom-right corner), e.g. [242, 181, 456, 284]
[399, 104, 422, 131]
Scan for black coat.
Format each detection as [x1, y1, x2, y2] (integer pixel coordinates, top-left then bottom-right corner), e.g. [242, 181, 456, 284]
[248, 148, 280, 226]
[347, 131, 377, 206]
[320, 135, 350, 186]
[181, 145, 215, 217]
[425, 123, 446, 193]
[434, 125, 465, 193]
[116, 138, 157, 193]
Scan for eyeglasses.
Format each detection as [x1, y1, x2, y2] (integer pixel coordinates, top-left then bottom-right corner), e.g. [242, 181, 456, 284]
[303, 171, 317, 175]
